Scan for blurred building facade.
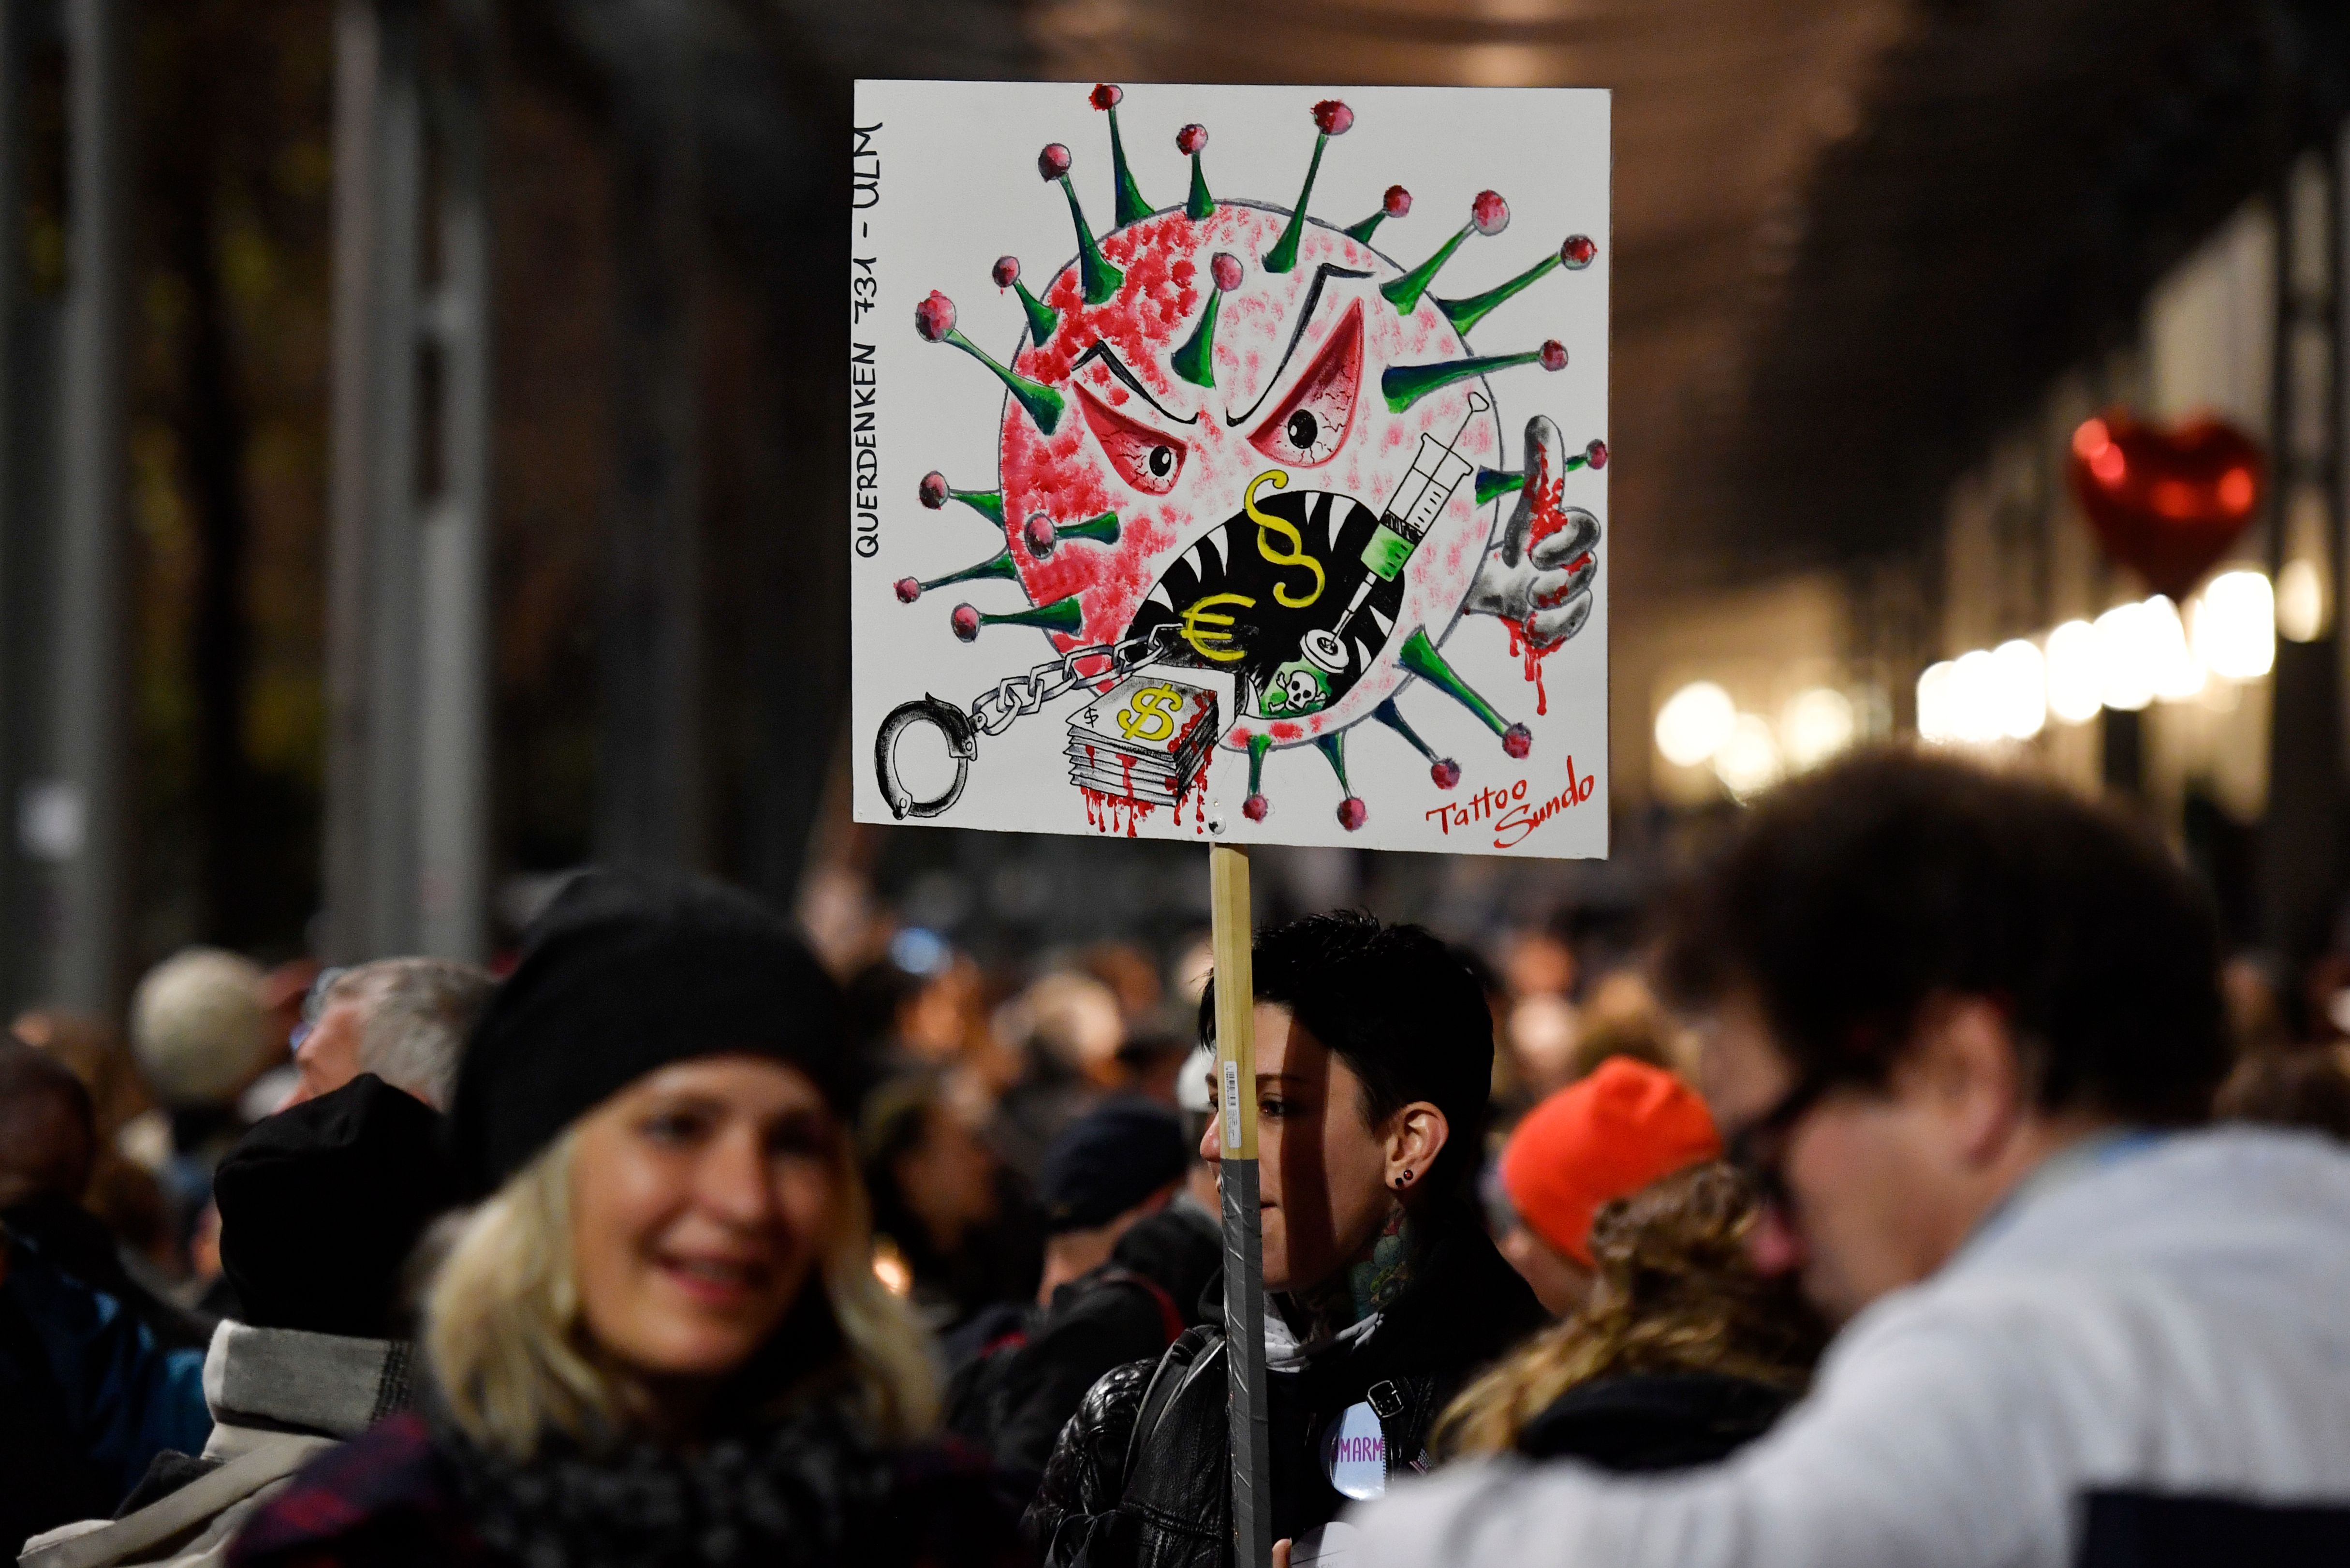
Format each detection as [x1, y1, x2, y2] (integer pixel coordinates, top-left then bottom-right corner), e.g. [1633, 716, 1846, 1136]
[0, 0, 2346, 1010]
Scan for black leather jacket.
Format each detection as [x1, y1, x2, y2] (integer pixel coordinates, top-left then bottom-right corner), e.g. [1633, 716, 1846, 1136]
[1024, 1223, 1545, 1568]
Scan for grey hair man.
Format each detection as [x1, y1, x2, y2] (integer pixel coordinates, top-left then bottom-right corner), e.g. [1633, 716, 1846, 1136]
[285, 959, 491, 1111]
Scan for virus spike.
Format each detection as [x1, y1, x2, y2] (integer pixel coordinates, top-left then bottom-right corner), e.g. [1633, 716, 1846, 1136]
[1060, 511, 1122, 547]
[1092, 86, 1152, 228]
[1343, 184, 1411, 245]
[1400, 628, 1531, 758]
[894, 548, 1019, 602]
[1020, 511, 1121, 558]
[1381, 339, 1566, 413]
[1265, 100, 1353, 275]
[1172, 252, 1243, 389]
[1372, 698, 1460, 789]
[1474, 438, 1607, 504]
[1475, 469, 1528, 506]
[1177, 124, 1214, 220]
[950, 594, 1085, 643]
[1315, 733, 1367, 830]
[918, 471, 1007, 525]
[1438, 234, 1591, 337]
[1243, 731, 1273, 821]
[993, 256, 1059, 346]
[918, 290, 1067, 433]
[1039, 145, 1125, 305]
[1381, 190, 1509, 314]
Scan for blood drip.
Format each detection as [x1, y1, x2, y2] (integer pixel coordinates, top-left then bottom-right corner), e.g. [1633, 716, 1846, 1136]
[1080, 786, 1157, 838]
[1500, 444, 1585, 717]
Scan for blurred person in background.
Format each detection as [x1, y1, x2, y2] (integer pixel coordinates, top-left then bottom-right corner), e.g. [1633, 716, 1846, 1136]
[846, 933, 998, 1077]
[1563, 971, 1680, 1082]
[1354, 751, 2350, 1568]
[128, 951, 274, 1275]
[15, 1013, 155, 1158]
[2214, 1043, 2350, 1141]
[232, 966, 325, 1128]
[1030, 1103, 1194, 1305]
[1501, 924, 1577, 1005]
[1081, 943, 1163, 1034]
[18, 1075, 458, 1568]
[1502, 967, 1678, 1112]
[0, 1040, 212, 1353]
[17, 1012, 183, 1286]
[2, 1050, 211, 1557]
[1437, 1161, 1825, 1469]
[863, 1073, 1044, 1335]
[2220, 954, 2292, 1056]
[1107, 1032, 1194, 1107]
[1503, 992, 1581, 1105]
[991, 970, 1128, 1179]
[283, 958, 494, 1111]
[1495, 1058, 1722, 1316]
[1173, 1045, 1222, 1218]
[230, 870, 1024, 1568]
[1029, 913, 1545, 1568]
[947, 1100, 1218, 1479]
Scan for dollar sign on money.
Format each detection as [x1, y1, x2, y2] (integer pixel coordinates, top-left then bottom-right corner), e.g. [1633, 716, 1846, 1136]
[1117, 683, 1185, 743]
[1246, 470, 1326, 610]
[1178, 592, 1254, 663]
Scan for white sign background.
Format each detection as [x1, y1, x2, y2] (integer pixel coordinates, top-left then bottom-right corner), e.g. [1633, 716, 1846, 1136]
[851, 81, 1610, 857]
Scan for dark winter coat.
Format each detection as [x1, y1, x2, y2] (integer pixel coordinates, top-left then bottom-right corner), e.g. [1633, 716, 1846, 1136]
[225, 1405, 1029, 1568]
[949, 1203, 1221, 1480]
[1025, 1222, 1544, 1568]
[1515, 1371, 1799, 1471]
[1, 1226, 210, 1557]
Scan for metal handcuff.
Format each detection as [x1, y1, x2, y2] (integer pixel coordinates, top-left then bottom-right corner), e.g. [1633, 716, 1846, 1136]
[874, 623, 1184, 820]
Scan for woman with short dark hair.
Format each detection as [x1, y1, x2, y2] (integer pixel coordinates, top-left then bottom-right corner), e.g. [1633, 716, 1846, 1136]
[1027, 911, 1545, 1567]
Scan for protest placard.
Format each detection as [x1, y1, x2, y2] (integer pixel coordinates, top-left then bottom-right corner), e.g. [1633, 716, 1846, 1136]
[852, 81, 1611, 860]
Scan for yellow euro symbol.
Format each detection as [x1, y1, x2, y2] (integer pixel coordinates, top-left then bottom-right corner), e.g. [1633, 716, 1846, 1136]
[1179, 592, 1254, 664]
[1117, 683, 1186, 744]
[1246, 469, 1325, 610]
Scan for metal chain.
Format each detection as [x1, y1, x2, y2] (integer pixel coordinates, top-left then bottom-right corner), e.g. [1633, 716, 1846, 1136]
[967, 626, 1177, 737]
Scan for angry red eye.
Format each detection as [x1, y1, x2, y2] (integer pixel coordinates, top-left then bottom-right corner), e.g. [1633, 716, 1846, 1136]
[1075, 384, 1188, 495]
[1248, 298, 1364, 468]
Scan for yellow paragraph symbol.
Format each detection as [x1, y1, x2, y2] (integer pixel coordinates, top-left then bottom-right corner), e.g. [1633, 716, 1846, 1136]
[1117, 683, 1187, 743]
[1246, 469, 1326, 610]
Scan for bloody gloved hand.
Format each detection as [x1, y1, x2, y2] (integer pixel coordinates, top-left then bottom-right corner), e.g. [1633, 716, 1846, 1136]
[1464, 414, 1601, 646]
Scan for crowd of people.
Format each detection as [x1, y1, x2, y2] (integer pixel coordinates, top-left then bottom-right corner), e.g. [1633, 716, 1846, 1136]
[3, 748, 2349, 1567]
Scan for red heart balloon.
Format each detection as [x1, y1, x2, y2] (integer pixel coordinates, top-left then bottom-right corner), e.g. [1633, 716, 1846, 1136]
[2068, 411, 2264, 601]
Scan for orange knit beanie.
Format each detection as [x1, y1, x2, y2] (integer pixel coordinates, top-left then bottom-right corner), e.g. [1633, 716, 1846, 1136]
[1500, 1055, 1721, 1265]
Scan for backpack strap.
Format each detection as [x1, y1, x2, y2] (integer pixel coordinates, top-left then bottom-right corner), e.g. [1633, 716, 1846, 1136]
[1121, 1324, 1221, 1489]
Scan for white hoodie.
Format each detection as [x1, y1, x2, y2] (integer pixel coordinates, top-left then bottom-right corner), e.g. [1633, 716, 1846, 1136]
[1349, 1127, 2350, 1568]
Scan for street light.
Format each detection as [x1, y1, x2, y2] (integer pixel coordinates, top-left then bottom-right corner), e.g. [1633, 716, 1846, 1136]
[2191, 570, 2274, 680]
[2045, 620, 2101, 724]
[1655, 681, 1736, 767]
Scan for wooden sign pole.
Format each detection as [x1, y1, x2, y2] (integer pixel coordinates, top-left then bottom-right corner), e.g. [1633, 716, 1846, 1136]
[1210, 843, 1274, 1568]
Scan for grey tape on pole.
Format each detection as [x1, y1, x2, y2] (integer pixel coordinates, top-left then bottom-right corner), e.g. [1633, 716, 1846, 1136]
[1223, 1157, 1274, 1567]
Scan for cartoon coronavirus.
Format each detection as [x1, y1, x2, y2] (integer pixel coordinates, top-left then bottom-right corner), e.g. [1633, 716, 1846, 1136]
[880, 85, 1603, 832]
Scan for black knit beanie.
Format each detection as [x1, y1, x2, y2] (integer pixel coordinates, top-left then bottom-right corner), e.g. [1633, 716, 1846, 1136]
[216, 1073, 459, 1337]
[448, 869, 857, 1201]
[1038, 1099, 1189, 1234]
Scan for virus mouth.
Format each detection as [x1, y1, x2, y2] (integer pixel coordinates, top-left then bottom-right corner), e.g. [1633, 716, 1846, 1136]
[1126, 484, 1406, 720]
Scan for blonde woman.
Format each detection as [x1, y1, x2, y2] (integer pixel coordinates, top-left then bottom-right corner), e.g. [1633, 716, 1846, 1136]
[1435, 1161, 1826, 1468]
[228, 872, 1024, 1568]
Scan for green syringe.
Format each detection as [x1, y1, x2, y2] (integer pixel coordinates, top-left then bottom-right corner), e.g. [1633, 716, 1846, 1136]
[1334, 391, 1489, 641]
